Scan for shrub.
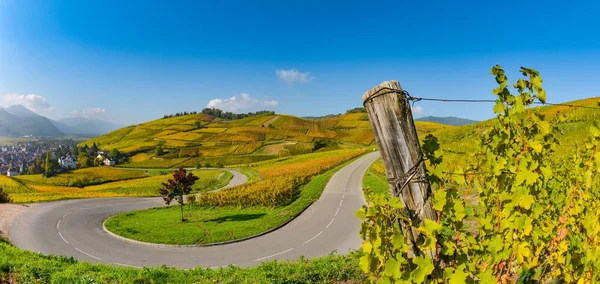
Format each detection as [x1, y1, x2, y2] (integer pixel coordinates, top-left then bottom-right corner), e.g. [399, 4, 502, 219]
[0, 186, 11, 203]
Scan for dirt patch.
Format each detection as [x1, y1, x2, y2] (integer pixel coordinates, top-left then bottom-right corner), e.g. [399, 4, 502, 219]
[258, 141, 297, 155]
[262, 115, 280, 127]
[0, 204, 32, 239]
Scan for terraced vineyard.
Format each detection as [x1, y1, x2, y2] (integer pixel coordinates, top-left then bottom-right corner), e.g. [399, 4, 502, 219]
[82, 112, 451, 169]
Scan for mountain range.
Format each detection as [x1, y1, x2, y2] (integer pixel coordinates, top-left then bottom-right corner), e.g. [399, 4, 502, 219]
[0, 105, 122, 138]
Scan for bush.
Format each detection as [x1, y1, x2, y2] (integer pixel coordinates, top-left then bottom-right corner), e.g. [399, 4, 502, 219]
[186, 194, 196, 205]
[0, 186, 11, 203]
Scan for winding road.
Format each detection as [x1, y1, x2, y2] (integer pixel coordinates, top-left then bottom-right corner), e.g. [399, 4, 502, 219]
[10, 152, 380, 268]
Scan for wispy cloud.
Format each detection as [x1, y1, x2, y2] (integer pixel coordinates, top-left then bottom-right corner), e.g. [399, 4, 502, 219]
[2, 93, 53, 113]
[412, 106, 424, 116]
[72, 107, 107, 119]
[206, 93, 279, 113]
[276, 69, 314, 85]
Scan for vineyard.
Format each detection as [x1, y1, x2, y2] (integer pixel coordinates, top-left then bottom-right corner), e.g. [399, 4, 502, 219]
[199, 149, 365, 207]
[82, 109, 450, 169]
[358, 66, 600, 283]
[7, 169, 229, 203]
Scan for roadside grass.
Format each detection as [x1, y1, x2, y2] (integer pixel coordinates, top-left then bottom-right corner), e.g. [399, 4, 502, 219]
[362, 158, 390, 196]
[231, 167, 261, 183]
[0, 241, 365, 283]
[9, 170, 230, 203]
[104, 154, 363, 245]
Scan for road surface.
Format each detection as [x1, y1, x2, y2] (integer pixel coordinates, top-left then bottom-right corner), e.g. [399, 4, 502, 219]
[10, 153, 380, 268]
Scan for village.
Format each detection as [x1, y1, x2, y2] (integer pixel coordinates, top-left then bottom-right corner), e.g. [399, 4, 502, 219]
[0, 140, 119, 177]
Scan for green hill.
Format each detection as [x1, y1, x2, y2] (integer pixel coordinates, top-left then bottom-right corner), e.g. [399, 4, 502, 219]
[428, 97, 600, 168]
[82, 112, 452, 168]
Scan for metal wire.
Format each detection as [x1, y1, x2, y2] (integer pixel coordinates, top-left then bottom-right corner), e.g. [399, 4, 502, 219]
[401, 90, 600, 110]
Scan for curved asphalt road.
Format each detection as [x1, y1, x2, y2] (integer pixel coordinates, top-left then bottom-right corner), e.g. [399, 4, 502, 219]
[10, 152, 380, 269]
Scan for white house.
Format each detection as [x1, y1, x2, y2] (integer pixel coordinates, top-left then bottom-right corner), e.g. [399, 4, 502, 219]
[59, 156, 77, 169]
[103, 158, 115, 167]
[7, 168, 18, 177]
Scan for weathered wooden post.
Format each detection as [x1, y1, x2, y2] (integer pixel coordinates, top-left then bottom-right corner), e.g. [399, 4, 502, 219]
[362, 80, 436, 256]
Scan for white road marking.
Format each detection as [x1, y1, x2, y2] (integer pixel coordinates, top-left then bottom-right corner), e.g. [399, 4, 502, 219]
[58, 231, 69, 244]
[61, 210, 75, 219]
[75, 247, 101, 260]
[326, 218, 335, 229]
[253, 248, 294, 262]
[115, 262, 142, 268]
[57, 219, 61, 229]
[339, 199, 343, 207]
[335, 207, 340, 216]
[303, 231, 323, 245]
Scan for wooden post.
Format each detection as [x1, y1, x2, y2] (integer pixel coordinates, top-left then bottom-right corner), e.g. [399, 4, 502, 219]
[362, 80, 436, 256]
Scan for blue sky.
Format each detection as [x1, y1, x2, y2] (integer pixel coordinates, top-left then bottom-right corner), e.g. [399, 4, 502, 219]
[0, 0, 599, 125]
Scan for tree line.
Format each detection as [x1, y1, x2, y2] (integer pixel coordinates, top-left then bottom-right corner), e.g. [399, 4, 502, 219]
[161, 108, 275, 120]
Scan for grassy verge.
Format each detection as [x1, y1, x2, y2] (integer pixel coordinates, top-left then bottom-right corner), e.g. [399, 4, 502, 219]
[232, 167, 261, 183]
[104, 155, 363, 245]
[0, 241, 364, 283]
[362, 158, 390, 196]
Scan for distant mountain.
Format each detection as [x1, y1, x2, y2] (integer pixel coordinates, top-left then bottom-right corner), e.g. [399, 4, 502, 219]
[0, 105, 63, 137]
[416, 116, 478, 126]
[52, 117, 123, 137]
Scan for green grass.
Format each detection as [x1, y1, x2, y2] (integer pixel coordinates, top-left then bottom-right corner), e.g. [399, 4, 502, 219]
[362, 158, 390, 196]
[232, 167, 262, 182]
[0, 241, 365, 283]
[104, 155, 362, 245]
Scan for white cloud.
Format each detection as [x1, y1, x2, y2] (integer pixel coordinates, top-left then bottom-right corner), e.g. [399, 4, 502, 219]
[72, 108, 107, 119]
[276, 69, 314, 85]
[412, 106, 424, 115]
[3, 93, 53, 113]
[206, 93, 279, 113]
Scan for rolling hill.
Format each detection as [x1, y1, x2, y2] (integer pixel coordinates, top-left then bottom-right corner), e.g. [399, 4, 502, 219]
[427, 97, 600, 168]
[82, 112, 452, 168]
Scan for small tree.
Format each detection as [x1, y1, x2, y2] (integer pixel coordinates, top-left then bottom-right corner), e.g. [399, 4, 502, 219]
[158, 168, 199, 222]
[44, 152, 59, 177]
[109, 148, 120, 160]
[155, 146, 164, 156]
[0, 185, 11, 203]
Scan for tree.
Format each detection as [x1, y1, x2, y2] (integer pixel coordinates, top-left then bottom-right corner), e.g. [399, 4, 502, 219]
[0, 185, 11, 203]
[109, 148, 120, 160]
[78, 152, 92, 168]
[155, 146, 164, 156]
[195, 120, 203, 129]
[88, 143, 98, 156]
[44, 152, 59, 177]
[158, 168, 199, 222]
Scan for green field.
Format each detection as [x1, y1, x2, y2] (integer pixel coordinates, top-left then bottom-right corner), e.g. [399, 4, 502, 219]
[362, 158, 389, 196]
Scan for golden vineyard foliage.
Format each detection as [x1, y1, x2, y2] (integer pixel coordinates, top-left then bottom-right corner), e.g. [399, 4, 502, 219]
[9, 170, 226, 203]
[199, 149, 366, 207]
[358, 66, 600, 283]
